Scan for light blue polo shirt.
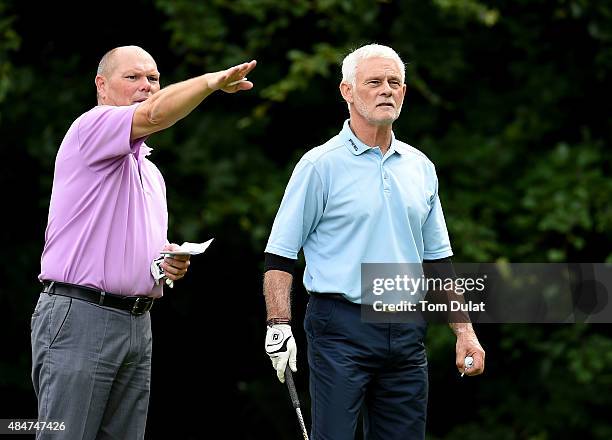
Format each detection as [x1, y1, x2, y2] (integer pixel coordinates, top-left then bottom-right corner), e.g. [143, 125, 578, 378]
[265, 120, 453, 303]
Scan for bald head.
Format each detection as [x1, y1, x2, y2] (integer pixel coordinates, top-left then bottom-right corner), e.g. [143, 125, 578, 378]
[95, 46, 160, 106]
[97, 46, 155, 77]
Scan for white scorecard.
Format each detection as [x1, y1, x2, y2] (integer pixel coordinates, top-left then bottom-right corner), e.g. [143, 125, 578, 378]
[159, 238, 214, 256]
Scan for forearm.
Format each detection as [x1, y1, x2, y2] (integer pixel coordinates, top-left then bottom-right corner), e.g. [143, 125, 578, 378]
[423, 258, 472, 329]
[424, 260, 484, 372]
[263, 270, 293, 321]
[132, 74, 216, 139]
[449, 321, 475, 336]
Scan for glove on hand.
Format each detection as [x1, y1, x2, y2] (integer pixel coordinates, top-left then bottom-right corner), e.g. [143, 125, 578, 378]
[265, 324, 297, 383]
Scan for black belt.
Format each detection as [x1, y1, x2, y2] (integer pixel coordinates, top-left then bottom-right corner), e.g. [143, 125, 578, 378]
[42, 281, 154, 316]
[309, 292, 357, 306]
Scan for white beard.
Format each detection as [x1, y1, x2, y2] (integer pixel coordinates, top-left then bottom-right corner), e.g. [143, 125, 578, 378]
[353, 92, 402, 126]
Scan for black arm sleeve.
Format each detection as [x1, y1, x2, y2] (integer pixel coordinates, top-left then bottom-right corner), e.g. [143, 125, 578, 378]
[423, 257, 456, 279]
[264, 252, 297, 276]
[423, 257, 471, 323]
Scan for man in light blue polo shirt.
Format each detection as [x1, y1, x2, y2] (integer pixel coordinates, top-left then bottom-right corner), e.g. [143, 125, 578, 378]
[263, 44, 485, 439]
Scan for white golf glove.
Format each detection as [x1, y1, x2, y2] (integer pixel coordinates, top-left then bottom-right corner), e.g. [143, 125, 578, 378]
[265, 324, 297, 383]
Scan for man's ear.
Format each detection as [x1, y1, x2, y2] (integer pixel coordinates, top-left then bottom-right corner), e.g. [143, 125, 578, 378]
[340, 81, 353, 104]
[95, 75, 106, 101]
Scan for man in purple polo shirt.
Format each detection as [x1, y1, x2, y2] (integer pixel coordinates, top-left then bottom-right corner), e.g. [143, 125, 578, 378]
[31, 46, 257, 439]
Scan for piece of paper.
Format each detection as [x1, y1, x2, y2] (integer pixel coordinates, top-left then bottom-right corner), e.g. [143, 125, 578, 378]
[159, 238, 214, 256]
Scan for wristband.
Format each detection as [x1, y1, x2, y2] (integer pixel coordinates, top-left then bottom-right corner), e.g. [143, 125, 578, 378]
[266, 317, 291, 326]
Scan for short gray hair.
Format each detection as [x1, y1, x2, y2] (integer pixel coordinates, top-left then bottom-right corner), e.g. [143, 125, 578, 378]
[96, 46, 152, 76]
[341, 44, 405, 86]
[97, 48, 120, 76]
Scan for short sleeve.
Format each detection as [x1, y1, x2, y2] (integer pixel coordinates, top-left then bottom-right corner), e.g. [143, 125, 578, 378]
[265, 159, 325, 259]
[422, 175, 453, 260]
[77, 104, 146, 173]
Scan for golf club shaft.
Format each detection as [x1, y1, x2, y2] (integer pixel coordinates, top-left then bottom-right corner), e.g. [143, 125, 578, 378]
[295, 407, 309, 440]
[285, 367, 309, 440]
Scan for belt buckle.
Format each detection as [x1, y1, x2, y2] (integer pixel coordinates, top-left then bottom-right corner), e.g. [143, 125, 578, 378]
[43, 281, 55, 294]
[131, 297, 153, 315]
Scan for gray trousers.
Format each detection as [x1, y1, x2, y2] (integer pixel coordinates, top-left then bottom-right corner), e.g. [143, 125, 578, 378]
[31, 292, 152, 439]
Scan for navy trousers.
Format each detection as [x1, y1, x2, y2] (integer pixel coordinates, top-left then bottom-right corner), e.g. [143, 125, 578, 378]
[304, 294, 428, 440]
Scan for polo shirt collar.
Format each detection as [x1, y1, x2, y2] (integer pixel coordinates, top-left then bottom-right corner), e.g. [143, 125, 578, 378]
[340, 120, 403, 156]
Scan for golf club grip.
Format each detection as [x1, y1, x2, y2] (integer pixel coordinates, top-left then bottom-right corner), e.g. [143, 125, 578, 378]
[284, 366, 300, 409]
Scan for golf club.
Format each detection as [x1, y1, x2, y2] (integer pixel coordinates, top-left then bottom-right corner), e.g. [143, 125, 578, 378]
[284, 366, 309, 440]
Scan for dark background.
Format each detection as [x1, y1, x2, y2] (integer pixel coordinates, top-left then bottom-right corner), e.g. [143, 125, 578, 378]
[1, 0, 611, 438]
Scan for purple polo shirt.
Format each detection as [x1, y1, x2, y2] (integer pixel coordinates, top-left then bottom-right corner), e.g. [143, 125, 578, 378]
[39, 104, 168, 297]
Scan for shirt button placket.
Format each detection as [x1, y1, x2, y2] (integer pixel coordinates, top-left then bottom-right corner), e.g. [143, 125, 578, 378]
[382, 164, 391, 195]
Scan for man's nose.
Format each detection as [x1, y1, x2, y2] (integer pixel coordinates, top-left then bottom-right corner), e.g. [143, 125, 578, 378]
[139, 77, 152, 91]
[380, 80, 393, 95]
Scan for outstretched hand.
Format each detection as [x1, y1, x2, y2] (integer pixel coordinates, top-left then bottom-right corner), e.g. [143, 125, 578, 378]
[208, 60, 257, 93]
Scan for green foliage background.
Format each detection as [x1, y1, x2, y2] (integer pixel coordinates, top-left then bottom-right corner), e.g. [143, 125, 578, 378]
[1, 0, 611, 438]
